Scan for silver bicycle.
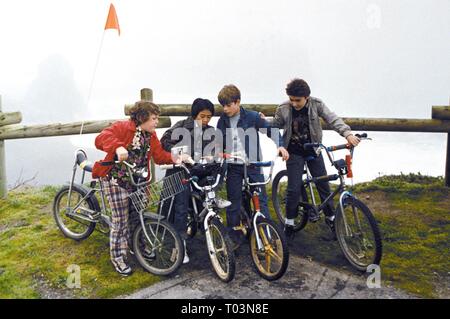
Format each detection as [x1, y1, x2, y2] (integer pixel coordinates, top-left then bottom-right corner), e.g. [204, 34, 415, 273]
[53, 149, 185, 276]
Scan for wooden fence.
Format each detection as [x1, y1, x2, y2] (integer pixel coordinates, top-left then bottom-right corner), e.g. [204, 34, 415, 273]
[0, 88, 449, 198]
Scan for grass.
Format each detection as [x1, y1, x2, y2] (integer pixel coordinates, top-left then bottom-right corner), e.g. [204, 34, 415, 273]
[0, 186, 160, 299]
[0, 173, 448, 298]
[272, 173, 449, 298]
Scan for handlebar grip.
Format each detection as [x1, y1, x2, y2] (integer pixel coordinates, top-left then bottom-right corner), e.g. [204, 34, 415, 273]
[303, 143, 320, 150]
[355, 133, 367, 139]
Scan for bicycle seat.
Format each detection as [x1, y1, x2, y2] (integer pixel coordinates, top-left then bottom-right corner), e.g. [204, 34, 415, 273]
[76, 150, 93, 173]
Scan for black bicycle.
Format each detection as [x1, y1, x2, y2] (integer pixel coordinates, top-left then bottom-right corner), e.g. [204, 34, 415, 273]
[271, 134, 382, 271]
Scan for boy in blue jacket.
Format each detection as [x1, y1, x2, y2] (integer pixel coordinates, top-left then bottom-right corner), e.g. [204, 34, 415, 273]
[216, 84, 289, 248]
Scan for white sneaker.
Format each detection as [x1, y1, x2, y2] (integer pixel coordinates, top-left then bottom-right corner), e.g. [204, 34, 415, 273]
[183, 240, 190, 264]
[215, 198, 231, 209]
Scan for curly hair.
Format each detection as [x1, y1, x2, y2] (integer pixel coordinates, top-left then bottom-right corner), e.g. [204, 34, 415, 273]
[218, 84, 241, 106]
[286, 79, 311, 98]
[129, 101, 160, 126]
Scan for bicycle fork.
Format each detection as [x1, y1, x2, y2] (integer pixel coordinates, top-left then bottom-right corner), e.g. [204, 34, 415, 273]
[251, 192, 271, 251]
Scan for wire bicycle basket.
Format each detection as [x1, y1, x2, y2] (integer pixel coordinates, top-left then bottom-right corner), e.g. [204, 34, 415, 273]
[129, 170, 187, 212]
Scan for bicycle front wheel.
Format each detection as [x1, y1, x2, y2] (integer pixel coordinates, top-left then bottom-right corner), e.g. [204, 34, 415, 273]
[250, 218, 289, 281]
[335, 197, 382, 271]
[132, 218, 184, 276]
[272, 170, 308, 231]
[206, 217, 235, 283]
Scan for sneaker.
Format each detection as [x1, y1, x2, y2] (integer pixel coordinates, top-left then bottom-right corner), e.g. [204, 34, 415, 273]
[183, 240, 190, 264]
[284, 224, 296, 241]
[215, 198, 232, 209]
[129, 247, 156, 259]
[112, 257, 133, 276]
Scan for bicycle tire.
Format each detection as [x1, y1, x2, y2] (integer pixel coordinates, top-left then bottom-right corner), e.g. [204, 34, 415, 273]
[272, 170, 308, 232]
[53, 184, 97, 241]
[132, 218, 184, 276]
[206, 217, 236, 283]
[335, 197, 383, 271]
[250, 217, 289, 281]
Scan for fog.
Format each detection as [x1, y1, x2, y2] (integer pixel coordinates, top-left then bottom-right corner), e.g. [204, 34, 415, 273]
[0, 0, 449, 187]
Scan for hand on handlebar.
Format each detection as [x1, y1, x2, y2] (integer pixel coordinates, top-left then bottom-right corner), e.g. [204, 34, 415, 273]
[346, 134, 360, 147]
[115, 146, 129, 162]
[174, 153, 195, 165]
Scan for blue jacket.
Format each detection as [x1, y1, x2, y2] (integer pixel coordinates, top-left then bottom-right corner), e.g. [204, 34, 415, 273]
[216, 107, 284, 162]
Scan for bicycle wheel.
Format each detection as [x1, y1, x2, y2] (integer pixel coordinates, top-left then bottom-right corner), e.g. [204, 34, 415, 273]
[272, 170, 308, 231]
[53, 184, 97, 241]
[335, 197, 382, 271]
[206, 217, 235, 283]
[132, 218, 184, 276]
[250, 218, 289, 281]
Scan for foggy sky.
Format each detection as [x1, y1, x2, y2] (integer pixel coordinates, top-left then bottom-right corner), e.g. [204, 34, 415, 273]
[0, 0, 449, 186]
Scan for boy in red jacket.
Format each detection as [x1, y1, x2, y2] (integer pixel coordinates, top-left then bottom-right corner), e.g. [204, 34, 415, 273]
[93, 101, 187, 275]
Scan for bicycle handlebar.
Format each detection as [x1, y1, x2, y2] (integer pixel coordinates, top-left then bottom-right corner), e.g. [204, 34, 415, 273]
[224, 153, 276, 187]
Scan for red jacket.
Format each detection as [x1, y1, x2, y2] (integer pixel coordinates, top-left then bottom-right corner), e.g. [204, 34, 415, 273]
[92, 120, 173, 178]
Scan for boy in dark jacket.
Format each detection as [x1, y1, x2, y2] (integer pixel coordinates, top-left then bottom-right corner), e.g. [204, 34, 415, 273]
[161, 98, 227, 263]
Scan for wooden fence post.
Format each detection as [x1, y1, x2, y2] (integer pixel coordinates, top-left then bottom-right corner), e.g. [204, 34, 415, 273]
[0, 95, 7, 198]
[140, 88, 156, 183]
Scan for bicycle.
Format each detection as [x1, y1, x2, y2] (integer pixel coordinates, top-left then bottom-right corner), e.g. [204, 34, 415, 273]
[160, 156, 236, 283]
[53, 149, 185, 276]
[271, 133, 382, 271]
[225, 153, 289, 281]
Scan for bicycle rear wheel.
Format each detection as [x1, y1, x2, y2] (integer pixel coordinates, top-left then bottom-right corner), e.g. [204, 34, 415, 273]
[335, 197, 382, 271]
[53, 185, 97, 241]
[206, 217, 235, 283]
[250, 218, 289, 281]
[272, 170, 308, 231]
[132, 218, 184, 276]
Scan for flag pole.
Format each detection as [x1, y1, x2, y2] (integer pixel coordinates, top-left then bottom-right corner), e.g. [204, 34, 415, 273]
[79, 31, 106, 136]
[79, 3, 120, 136]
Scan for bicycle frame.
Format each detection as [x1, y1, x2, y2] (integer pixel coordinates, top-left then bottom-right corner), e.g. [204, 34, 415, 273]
[65, 152, 173, 248]
[226, 153, 276, 251]
[301, 134, 370, 237]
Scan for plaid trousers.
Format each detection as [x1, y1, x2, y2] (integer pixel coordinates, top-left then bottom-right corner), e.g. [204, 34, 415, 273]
[100, 178, 130, 265]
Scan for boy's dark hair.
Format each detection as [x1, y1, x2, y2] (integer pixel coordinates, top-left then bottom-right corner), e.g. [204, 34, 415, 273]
[191, 98, 215, 118]
[129, 100, 160, 125]
[286, 79, 311, 98]
[218, 84, 241, 106]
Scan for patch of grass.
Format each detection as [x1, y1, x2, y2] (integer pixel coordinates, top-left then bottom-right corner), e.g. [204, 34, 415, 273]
[1, 173, 448, 298]
[275, 174, 449, 298]
[0, 186, 160, 299]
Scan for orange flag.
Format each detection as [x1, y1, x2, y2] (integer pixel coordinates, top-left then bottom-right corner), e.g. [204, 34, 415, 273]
[104, 3, 120, 35]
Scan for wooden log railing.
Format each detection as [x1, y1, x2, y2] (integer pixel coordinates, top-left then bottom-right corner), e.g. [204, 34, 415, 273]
[0, 88, 449, 198]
